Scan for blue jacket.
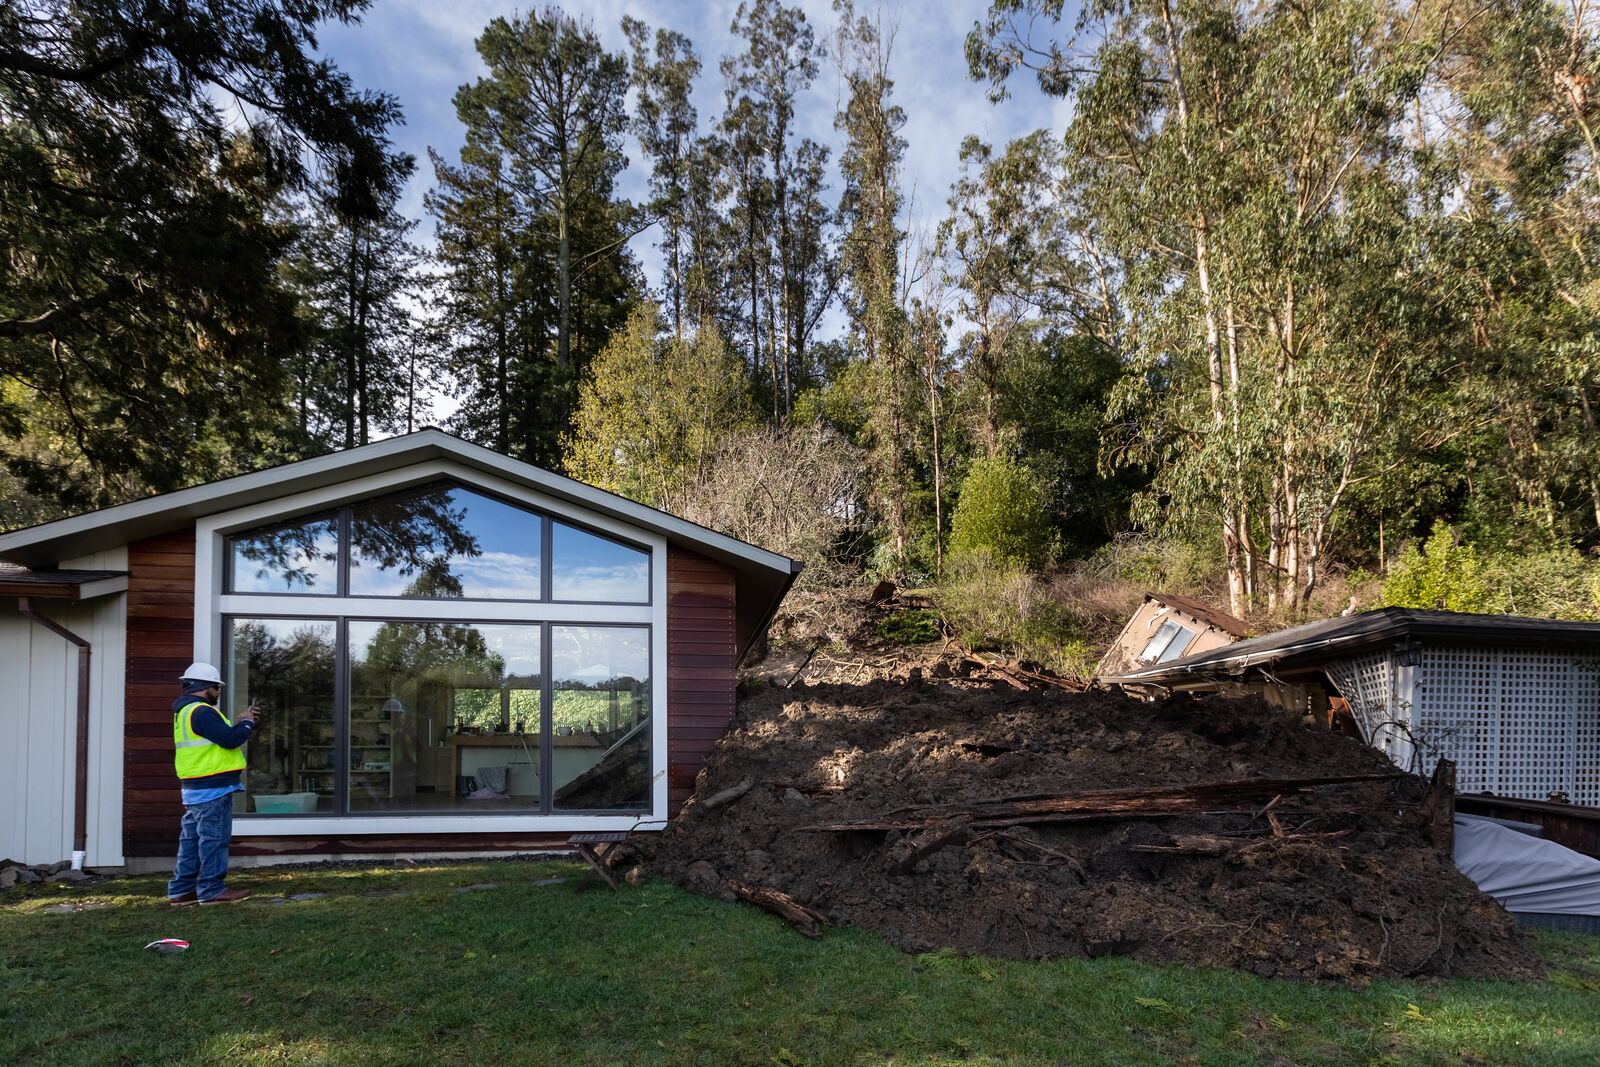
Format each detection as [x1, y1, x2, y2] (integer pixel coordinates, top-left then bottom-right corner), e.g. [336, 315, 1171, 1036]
[173, 682, 253, 789]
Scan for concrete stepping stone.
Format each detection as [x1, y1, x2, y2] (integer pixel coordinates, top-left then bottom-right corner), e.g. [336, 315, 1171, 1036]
[41, 902, 110, 914]
[287, 892, 327, 902]
[454, 883, 498, 893]
[534, 877, 568, 886]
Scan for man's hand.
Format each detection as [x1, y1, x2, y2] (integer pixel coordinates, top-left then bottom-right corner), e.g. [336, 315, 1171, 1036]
[238, 705, 260, 725]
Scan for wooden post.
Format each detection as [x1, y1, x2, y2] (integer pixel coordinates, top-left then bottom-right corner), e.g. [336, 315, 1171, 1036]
[1424, 758, 1456, 855]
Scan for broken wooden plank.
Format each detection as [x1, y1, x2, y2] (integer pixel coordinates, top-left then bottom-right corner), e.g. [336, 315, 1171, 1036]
[727, 881, 828, 938]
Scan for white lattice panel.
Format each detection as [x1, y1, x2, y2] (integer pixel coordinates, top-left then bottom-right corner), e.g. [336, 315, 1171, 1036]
[1499, 651, 1576, 800]
[1417, 646, 1501, 794]
[1325, 652, 1396, 753]
[1573, 659, 1600, 807]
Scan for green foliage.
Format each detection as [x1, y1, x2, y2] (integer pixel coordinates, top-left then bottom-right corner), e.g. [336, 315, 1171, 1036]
[949, 456, 1057, 571]
[565, 302, 755, 509]
[935, 553, 1084, 674]
[876, 608, 940, 645]
[1382, 522, 1494, 613]
[1384, 523, 1600, 619]
[428, 7, 634, 467]
[0, 1, 409, 507]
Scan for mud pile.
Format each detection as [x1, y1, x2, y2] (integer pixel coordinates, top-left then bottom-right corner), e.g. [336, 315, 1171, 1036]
[640, 677, 1536, 983]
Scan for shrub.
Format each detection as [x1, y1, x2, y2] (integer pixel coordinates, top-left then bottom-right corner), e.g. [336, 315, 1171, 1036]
[948, 456, 1056, 572]
[934, 553, 1089, 677]
[877, 609, 941, 645]
[1382, 522, 1494, 613]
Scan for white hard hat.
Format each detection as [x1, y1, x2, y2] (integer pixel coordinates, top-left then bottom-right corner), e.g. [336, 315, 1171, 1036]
[180, 662, 224, 687]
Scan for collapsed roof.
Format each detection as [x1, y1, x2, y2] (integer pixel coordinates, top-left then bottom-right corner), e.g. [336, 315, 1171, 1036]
[1101, 607, 1600, 690]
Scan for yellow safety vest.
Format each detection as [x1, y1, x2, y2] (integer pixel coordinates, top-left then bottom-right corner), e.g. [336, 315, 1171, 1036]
[172, 701, 248, 780]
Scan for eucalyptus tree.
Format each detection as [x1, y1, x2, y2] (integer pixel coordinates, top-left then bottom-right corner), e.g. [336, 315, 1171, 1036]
[623, 17, 701, 337]
[835, 0, 914, 564]
[0, 0, 406, 508]
[970, 0, 1460, 613]
[723, 0, 835, 416]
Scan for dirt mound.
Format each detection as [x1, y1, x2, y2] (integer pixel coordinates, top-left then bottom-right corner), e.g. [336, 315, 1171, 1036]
[639, 677, 1537, 983]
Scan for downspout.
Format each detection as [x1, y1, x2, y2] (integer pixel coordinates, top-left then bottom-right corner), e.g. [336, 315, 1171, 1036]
[18, 597, 92, 870]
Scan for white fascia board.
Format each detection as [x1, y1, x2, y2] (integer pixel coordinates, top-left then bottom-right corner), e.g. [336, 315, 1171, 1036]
[76, 576, 130, 600]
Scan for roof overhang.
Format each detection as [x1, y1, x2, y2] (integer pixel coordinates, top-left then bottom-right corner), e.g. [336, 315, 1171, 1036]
[0, 570, 129, 601]
[0, 429, 800, 655]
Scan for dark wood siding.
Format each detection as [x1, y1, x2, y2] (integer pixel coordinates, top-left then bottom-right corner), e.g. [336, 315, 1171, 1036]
[123, 531, 195, 857]
[666, 547, 738, 812]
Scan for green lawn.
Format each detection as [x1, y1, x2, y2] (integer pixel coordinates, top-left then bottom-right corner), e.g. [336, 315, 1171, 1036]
[3, 860, 1599, 1067]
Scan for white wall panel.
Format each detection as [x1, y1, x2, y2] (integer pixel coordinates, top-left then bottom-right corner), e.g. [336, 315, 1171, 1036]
[0, 595, 125, 866]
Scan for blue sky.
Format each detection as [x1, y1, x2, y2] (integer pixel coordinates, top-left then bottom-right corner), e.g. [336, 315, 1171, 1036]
[318, 0, 1075, 298]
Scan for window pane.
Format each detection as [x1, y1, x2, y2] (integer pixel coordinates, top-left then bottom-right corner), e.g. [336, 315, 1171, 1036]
[1139, 619, 1182, 664]
[349, 484, 542, 599]
[347, 620, 542, 812]
[1156, 625, 1197, 663]
[551, 522, 649, 602]
[551, 625, 650, 811]
[227, 618, 337, 814]
[228, 514, 338, 594]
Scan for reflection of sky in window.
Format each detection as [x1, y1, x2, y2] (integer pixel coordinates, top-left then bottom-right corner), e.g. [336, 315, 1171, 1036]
[348, 488, 541, 599]
[552, 626, 648, 684]
[229, 517, 338, 593]
[551, 523, 648, 602]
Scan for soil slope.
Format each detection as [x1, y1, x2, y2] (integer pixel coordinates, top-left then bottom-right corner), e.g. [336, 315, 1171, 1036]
[640, 674, 1536, 983]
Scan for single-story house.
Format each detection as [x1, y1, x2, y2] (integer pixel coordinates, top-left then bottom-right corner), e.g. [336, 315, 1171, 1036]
[0, 429, 800, 871]
[1093, 591, 1250, 679]
[1099, 608, 1600, 810]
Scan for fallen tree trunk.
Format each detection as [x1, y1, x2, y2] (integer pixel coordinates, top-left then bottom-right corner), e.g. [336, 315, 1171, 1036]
[802, 773, 1404, 833]
[727, 880, 828, 938]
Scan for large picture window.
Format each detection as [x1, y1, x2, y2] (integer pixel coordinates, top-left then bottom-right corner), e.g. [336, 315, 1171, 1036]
[218, 478, 659, 821]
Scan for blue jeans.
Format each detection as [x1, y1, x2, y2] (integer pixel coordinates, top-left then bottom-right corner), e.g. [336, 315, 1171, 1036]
[167, 794, 234, 900]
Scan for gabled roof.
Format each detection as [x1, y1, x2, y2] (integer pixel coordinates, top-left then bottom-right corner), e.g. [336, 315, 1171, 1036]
[0, 429, 801, 655]
[1145, 591, 1251, 639]
[1103, 607, 1600, 688]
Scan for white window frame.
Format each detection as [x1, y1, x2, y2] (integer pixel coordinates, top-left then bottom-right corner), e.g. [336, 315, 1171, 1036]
[193, 458, 670, 835]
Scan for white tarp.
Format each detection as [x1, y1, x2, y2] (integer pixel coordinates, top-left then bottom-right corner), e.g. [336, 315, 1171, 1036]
[1454, 814, 1600, 916]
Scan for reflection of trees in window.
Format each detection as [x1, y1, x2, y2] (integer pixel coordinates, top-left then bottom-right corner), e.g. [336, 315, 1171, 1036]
[230, 620, 337, 701]
[231, 515, 338, 592]
[351, 488, 482, 597]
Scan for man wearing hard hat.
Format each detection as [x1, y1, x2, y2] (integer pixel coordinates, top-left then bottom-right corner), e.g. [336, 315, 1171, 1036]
[167, 662, 258, 906]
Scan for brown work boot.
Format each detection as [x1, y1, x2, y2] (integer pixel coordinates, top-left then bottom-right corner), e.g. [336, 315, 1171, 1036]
[168, 892, 198, 907]
[198, 888, 252, 906]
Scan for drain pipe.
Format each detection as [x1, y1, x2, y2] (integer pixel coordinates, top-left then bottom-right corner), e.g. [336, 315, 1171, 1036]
[18, 597, 92, 870]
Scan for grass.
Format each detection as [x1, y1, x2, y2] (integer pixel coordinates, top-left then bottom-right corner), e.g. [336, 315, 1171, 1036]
[3, 860, 1599, 1066]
